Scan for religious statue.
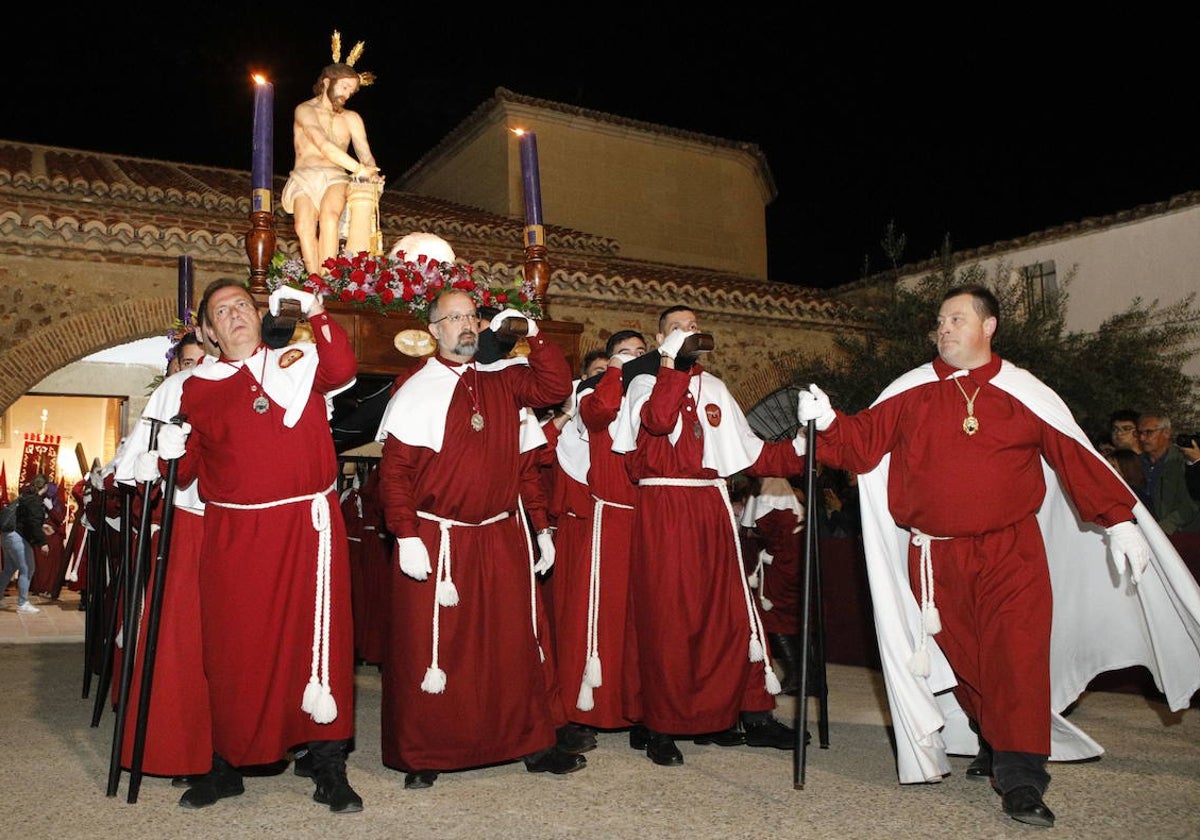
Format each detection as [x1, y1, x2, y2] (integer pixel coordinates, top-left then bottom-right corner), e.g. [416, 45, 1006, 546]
[282, 31, 383, 277]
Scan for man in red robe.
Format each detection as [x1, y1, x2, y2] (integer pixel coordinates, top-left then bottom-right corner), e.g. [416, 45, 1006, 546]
[551, 330, 647, 732]
[374, 290, 581, 789]
[612, 307, 807, 766]
[157, 279, 361, 814]
[797, 284, 1183, 828]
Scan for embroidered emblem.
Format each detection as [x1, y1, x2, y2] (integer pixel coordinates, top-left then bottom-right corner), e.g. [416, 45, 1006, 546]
[279, 349, 304, 369]
[705, 404, 722, 427]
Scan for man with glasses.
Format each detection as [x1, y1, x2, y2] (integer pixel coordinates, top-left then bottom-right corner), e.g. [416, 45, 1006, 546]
[1137, 413, 1200, 534]
[1107, 409, 1142, 455]
[374, 289, 581, 789]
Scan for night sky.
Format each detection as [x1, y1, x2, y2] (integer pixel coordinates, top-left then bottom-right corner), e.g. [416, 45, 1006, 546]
[10, 8, 1195, 288]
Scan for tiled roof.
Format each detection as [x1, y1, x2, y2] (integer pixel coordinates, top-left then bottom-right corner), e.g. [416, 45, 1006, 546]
[0, 138, 840, 326]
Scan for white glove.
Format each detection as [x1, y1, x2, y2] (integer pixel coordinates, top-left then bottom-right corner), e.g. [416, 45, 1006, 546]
[268, 286, 317, 316]
[1107, 521, 1152, 584]
[797, 384, 836, 431]
[90, 470, 105, 491]
[134, 452, 161, 483]
[658, 328, 692, 360]
[157, 422, 191, 460]
[490, 307, 539, 337]
[534, 531, 555, 574]
[397, 536, 432, 581]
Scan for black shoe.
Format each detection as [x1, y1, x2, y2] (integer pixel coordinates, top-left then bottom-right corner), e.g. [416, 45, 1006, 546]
[741, 713, 797, 750]
[171, 776, 199, 788]
[645, 732, 684, 767]
[524, 746, 587, 775]
[692, 727, 744, 746]
[556, 723, 598, 755]
[966, 751, 993, 779]
[312, 763, 363, 813]
[1002, 786, 1055, 827]
[403, 770, 440, 790]
[178, 757, 244, 809]
[293, 749, 314, 778]
[628, 724, 650, 751]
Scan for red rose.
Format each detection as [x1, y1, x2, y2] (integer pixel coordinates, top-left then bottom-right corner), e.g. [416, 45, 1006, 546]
[354, 290, 367, 302]
[350, 268, 367, 285]
[339, 290, 353, 302]
[402, 286, 415, 302]
[380, 288, 395, 304]
[497, 292, 508, 303]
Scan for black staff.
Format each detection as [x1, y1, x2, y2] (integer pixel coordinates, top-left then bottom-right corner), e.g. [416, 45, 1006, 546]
[107, 421, 162, 797]
[126, 416, 186, 803]
[794, 416, 832, 788]
[91, 483, 135, 728]
[82, 473, 107, 700]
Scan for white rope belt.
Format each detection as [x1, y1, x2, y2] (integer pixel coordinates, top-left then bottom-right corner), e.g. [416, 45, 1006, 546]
[576, 495, 634, 712]
[638, 477, 781, 695]
[413, 508, 511, 694]
[209, 485, 339, 723]
[908, 528, 950, 678]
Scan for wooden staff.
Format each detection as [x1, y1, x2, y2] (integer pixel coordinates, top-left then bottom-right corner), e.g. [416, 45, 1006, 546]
[126, 417, 185, 803]
[107, 421, 161, 797]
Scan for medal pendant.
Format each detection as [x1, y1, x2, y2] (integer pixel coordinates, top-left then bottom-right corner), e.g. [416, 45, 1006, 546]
[470, 412, 485, 432]
[253, 395, 270, 414]
[693, 422, 702, 439]
[962, 416, 979, 436]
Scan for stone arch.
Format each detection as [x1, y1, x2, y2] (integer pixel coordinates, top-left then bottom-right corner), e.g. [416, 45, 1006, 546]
[0, 295, 176, 413]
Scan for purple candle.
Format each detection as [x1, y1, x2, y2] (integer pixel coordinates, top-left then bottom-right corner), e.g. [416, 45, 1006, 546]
[251, 74, 274, 212]
[517, 129, 543, 229]
[178, 255, 194, 324]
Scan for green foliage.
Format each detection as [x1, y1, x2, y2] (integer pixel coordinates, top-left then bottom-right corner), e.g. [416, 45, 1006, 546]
[788, 259, 1200, 441]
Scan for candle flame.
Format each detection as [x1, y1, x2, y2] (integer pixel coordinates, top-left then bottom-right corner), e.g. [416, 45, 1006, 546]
[252, 73, 269, 85]
[512, 128, 527, 136]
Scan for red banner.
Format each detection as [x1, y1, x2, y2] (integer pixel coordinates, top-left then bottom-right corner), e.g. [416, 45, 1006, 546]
[19, 432, 60, 489]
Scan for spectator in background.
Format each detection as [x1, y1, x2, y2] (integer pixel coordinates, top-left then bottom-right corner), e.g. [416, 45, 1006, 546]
[1137, 413, 1200, 534]
[1, 475, 50, 613]
[1106, 409, 1142, 456]
[1106, 449, 1149, 507]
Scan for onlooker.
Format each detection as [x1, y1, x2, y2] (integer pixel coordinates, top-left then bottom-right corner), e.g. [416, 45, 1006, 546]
[1, 475, 50, 613]
[1108, 409, 1142, 455]
[1106, 448, 1148, 506]
[1137, 413, 1200, 534]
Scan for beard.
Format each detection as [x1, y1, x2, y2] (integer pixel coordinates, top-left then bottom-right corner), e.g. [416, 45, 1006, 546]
[452, 332, 478, 358]
[326, 88, 347, 113]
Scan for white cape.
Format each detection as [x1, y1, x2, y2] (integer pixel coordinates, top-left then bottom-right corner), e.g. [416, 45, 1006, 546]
[858, 360, 1200, 784]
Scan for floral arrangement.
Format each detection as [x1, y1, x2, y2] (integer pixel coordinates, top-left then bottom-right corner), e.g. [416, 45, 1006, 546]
[265, 251, 543, 322]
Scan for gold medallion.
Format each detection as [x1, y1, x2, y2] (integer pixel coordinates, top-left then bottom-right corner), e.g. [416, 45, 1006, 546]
[962, 416, 979, 436]
[253, 395, 270, 414]
[470, 412, 485, 432]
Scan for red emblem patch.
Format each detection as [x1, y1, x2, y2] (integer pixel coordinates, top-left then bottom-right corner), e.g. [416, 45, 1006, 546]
[279, 349, 304, 369]
[705, 403, 722, 427]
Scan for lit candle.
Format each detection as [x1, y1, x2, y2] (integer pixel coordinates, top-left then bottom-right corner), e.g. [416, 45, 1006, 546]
[251, 74, 274, 213]
[516, 129, 544, 245]
[178, 255, 194, 324]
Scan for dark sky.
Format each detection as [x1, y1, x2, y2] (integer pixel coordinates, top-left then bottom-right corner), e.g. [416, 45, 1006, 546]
[10, 8, 1196, 288]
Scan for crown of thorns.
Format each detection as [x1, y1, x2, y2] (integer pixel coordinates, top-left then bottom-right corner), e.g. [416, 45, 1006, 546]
[331, 30, 375, 86]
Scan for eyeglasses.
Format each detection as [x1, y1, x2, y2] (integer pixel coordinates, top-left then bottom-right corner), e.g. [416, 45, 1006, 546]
[433, 312, 478, 325]
[1136, 427, 1164, 437]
